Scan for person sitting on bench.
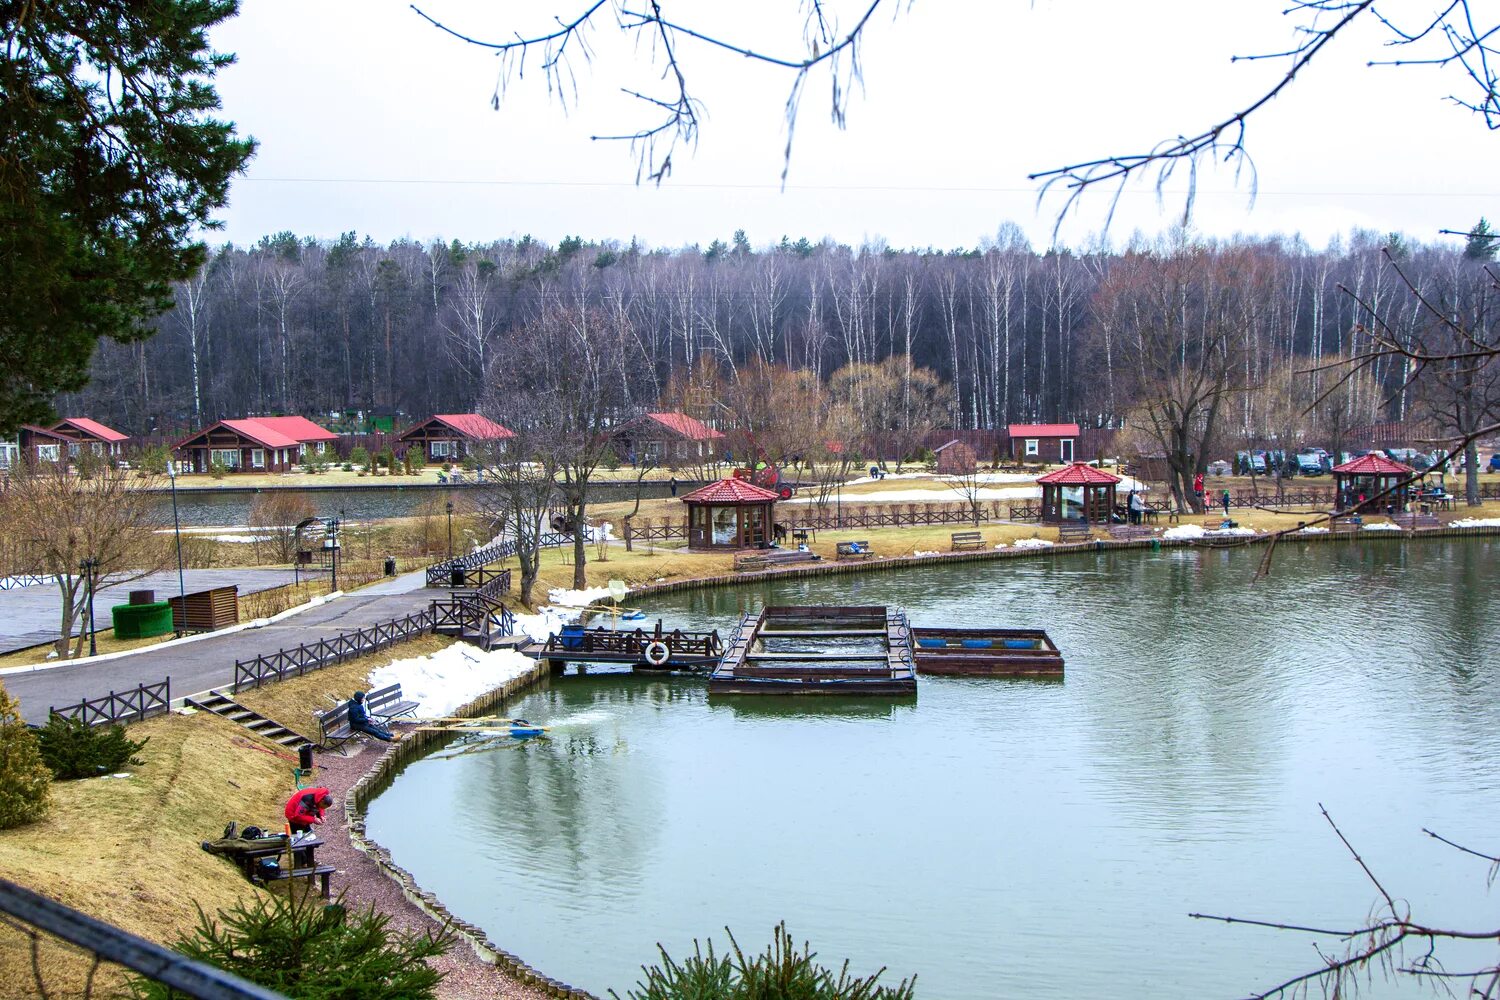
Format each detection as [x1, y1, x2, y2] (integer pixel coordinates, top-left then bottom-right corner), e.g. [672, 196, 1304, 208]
[347, 690, 395, 742]
[285, 788, 333, 835]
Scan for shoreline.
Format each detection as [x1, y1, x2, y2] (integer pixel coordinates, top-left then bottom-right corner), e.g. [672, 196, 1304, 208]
[332, 522, 1500, 999]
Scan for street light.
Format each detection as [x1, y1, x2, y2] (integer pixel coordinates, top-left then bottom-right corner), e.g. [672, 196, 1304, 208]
[79, 556, 98, 656]
[445, 501, 454, 558]
[167, 458, 186, 635]
[325, 518, 340, 592]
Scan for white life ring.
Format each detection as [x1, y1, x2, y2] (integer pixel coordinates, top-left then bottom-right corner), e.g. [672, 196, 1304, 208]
[642, 640, 671, 667]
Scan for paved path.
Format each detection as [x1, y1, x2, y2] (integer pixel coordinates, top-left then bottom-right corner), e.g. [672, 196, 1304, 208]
[0, 568, 300, 653]
[5, 570, 438, 724]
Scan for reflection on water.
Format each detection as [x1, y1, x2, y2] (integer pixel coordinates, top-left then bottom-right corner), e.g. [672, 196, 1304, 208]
[366, 539, 1500, 999]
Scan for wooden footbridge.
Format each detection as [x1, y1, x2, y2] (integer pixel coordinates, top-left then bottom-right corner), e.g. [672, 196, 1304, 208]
[709, 605, 917, 695]
[521, 620, 723, 674]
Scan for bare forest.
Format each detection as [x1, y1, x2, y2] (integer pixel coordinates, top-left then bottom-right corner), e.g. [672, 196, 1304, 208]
[61, 227, 1499, 457]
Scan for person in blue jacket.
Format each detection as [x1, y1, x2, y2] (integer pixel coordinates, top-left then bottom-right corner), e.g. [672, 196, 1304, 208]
[347, 690, 394, 742]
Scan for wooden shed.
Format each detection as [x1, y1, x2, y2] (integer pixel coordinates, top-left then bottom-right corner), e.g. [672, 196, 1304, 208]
[1037, 462, 1120, 524]
[48, 418, 130, 459]
[397, 414, 514, 463]
[681, 478, 780, 550]
[1005, 423, 1081, 465]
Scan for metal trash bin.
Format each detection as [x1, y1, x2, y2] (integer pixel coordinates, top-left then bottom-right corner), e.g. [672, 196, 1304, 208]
[384, 557, 397, 577]
[450, 566, 465, 587]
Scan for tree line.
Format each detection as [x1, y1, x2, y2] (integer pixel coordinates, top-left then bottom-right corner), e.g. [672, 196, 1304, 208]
[59, 226, 1498, 455]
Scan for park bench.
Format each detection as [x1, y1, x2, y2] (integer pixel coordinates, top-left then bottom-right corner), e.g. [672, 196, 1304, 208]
[1056, 521, 1093, 543]
[1330, 515, 1361, 533]
[950, 531, 985, 551]
[734, 549, 821, 571]
[205, 831, 336, 899]
[1391, 511, 1439, 530]
[314, 703, 353, 749]
[835, 541, 876, 561]
[366, 683, 419, 724]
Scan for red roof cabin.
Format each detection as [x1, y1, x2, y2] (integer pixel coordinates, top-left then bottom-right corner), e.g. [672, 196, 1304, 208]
[1006, 423, 1081, 465]
[611, 412, 725, 468]
[1332, 453, 1416, 513]
[16, 418, 129, 466]
[174, 416, 338, 473]
[398, 414, 514, 464]
[1036, 462, 1121, 523]
[680, 478, 780, 550]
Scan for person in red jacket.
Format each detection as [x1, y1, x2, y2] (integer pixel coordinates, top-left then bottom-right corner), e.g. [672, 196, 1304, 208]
[284, 787, 333, 834]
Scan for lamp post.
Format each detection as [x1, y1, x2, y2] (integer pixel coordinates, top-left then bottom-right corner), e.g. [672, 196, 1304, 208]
[445, 501, 454, 558]
[167, 458, 186, 635]
[326, 518, 340, 592]
[79, 557, 98, 656]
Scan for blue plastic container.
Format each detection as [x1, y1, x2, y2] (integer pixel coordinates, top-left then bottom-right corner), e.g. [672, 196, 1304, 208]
[559, 624, 585, 651]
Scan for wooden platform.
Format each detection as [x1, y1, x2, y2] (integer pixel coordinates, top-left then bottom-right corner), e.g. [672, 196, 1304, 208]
[520, 620, 722, 672]
[911, 627, 1063, 678]
[710, 605, 918, 696]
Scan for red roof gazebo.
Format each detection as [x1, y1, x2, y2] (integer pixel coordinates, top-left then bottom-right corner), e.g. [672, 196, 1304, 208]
[1332, 453, 1415, 512]
[1036, 463, 1121, 523]
[680, 478, 780, 550]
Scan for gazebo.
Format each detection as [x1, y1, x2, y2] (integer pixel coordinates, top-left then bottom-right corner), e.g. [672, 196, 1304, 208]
[1332, 453, 1416, 512]
[680, 478, 780, 550]
[1036, 462, 1121, 524]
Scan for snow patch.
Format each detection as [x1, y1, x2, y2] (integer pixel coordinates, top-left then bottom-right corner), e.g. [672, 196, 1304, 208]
[844, 472, 933, 486]
[514, 609, 569, 642]
[367, 643, 535, 718]
[912, 550, 939, 558]
[1362, 522, 1402, 531]
[1451, 517, 1500, 528]
[1297, 525, 1330, 534]
[785, 486, 1039, 504]
[1012, 538, 1054, 549]
[547, 585, 621, 608]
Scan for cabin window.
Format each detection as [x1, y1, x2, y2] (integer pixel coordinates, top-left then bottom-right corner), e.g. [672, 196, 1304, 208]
[210, 448, 240, 469]
[1025, 439, 1039, 457]
[712, 507, 737, 545]
[431, 440, 452, 458]
[67, 442, 80, 457]
[251, 448, 265, 469]
[37, 444, 60, 462]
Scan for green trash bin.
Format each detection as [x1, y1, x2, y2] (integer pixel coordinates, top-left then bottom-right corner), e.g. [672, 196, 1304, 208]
[112, 602, 174, 639]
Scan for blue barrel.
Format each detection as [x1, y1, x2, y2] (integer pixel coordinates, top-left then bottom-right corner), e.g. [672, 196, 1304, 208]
[560, 624, 585, 651]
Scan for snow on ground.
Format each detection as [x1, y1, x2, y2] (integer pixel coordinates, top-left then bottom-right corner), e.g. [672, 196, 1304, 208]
[548, 585, 620, 607]
[1012, 538, 1054, 549]
[912, 550, 939, 558]
[1362, 522, 1403, 531]
[1451, 517, 1500, 528]
[844, 472, 932, 486]
[513, 608, 569, 642]
[367, 643, 535, 718]
[1297, 525, 1330, 534]
[786, 486, 1040, 504]
[1162, 524, 1257, 540]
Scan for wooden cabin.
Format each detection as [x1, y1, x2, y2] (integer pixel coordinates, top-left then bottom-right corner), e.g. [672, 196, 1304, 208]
[174, 416, 337, 473]
[16, 425, 75, 465]
[397, 413, 514, 463]
[610, 412, 725, 468]
[1005, 423, 1081, 465]
[47, 418, 130, 459]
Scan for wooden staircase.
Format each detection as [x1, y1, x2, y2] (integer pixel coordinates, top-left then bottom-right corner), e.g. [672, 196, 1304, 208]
[186, 690, 314, 750]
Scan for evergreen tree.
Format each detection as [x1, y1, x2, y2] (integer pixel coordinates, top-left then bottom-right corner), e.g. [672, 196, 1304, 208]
[0, 684, 52, 830]
[1464, 217, 1497, 260]
[0, 0, 256, 433]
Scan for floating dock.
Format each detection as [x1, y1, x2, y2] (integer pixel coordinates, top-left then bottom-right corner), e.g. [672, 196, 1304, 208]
[709, 605, 918, 696]
[910, 627, 1063, 677]
[520, 620, 722, 674]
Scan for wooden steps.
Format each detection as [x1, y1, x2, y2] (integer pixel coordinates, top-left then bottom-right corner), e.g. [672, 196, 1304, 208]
[187, 690, 314, 750]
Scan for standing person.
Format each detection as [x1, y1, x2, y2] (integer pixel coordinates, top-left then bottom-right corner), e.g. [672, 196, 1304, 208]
[347, 691, 394, 742]
[1192, 471, 1205, 508]
[1128, 490, 1145, 525]
[284, 787, 333, 834]
[669, 476, 678, 497]
[1221, 488, 1231, 517]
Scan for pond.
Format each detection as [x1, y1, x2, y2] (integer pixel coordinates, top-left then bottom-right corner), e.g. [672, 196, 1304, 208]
[366, 539, 1500, 999]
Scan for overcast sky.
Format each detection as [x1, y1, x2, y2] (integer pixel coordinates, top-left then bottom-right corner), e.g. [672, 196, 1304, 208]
[207, 1, 1495, 253]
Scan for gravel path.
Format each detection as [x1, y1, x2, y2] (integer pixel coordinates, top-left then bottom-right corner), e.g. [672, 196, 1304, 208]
[314, 738, 554, 1000]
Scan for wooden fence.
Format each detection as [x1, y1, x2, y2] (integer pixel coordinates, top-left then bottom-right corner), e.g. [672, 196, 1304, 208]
[232, 610, 436, 692]
[424, 532, 570, 586]
[49, 679, 171, 727]
[0, 573, 52, 591]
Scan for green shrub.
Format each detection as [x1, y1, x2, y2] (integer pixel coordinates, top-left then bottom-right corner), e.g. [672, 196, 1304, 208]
[209, 459, 228, 479]
[441, 462, 452, 473]
[408, 451, 426, 471]
[379, 447, 396, 472]
[134, 444, 171, 475]
[129, 891, 451, 999]
[603, 447, 621, 471]
[341, 462, 353, 472]
[349, 446, 370, 468]
[611, 923, 915, 1000]
[0, 684, 51, 829]
[36, 715, 148, 780]
[461, 454, 477, 472]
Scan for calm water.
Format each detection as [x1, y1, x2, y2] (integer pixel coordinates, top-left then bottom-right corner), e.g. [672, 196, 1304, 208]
[367, 540, 1500, 999]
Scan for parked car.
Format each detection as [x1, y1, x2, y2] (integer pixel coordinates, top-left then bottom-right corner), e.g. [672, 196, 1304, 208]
[1296, 453, 1325, 475]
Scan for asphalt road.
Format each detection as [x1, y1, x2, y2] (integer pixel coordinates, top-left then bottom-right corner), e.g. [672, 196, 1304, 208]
[3, 570, 436, 724]
[0, 568, 300, 653]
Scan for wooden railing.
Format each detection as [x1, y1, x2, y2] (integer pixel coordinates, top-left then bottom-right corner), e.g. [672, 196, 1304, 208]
[424, 531, 570, 586]
[430, 592, 516, 649]
[0, 573, 52, 591]
[540, 624, 722, 659]
[232, 610, 436, 692]
[50, 679, 171, 727]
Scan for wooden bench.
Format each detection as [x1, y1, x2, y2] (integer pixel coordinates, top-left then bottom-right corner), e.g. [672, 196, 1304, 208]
[1057, 521, 1093, 543]
[950, 531, 985, 551]
[835, 541, 876, 561]
[1392, 511, 1439, 530]
[208, 833, 335, 899]
[366, 683, 419, 724]
[250, 856, 336, 899]
[734, 549, 821, 571]
[315, 703, 353, 749]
